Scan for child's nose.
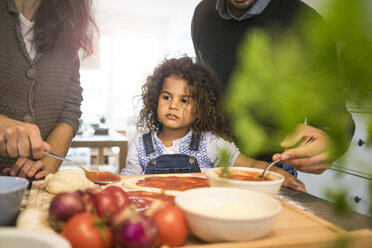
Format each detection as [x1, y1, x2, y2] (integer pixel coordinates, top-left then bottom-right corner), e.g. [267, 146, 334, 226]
[169, 100, 179, 110]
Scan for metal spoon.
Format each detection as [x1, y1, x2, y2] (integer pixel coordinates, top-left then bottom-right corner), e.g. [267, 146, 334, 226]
[259, 136, 315, 179]
[259, 158, 281, 179]
[45, 152, 121, 184]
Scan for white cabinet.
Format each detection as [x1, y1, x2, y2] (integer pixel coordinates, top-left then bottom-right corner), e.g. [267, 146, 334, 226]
[334, 111, 372, 176]
[298, 108, 372, 216]
[298, 168, 371, 216]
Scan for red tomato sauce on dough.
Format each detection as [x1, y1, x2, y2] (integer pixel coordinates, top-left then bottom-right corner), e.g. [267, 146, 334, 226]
[127, 190, 175, 212]
[88, 171, 121, 183]
[136, 176, 209, 191]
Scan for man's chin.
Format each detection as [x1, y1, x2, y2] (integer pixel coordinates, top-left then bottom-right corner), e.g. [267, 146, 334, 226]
[227, 0, 256, 11]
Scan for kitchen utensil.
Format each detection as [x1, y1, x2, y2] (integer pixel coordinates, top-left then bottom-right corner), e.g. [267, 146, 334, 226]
[259, 136, 315, 179]
[0, 228, 71, 248]
[0, 176, 28, 226]
[44, 152, 121, 184]
[259, 159, 281, 179]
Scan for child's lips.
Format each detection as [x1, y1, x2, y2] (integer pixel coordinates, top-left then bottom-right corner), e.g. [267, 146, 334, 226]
[166, 114, 178, 120]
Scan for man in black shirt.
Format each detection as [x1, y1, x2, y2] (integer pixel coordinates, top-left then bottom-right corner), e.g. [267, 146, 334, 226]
[191, 0, 355, 175]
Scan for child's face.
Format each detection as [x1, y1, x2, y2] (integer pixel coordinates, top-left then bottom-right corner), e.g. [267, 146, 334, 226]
[157, 76, 196, 134]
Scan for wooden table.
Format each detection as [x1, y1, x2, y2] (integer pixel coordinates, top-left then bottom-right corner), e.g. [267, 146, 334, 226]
[26, 175, 372, 247]
[71, 130, 128, 172]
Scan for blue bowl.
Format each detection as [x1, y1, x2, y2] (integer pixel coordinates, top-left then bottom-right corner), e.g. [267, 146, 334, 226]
[0, 176, 29, 226]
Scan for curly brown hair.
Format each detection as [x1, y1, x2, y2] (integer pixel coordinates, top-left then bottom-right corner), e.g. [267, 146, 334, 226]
[34, 0, 98, 56]
[138, 56, 231, 138]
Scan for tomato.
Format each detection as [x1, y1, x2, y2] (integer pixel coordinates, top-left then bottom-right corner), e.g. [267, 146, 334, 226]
[62, 212, 113, 248]
[152, 205, 188, 247]
[103, 186, 130, 211]
[94, 191, 119, 220]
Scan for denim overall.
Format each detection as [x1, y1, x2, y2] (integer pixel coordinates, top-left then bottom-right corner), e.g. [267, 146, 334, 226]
[275, 164, 298, 177]
[143, 133, 202, 174]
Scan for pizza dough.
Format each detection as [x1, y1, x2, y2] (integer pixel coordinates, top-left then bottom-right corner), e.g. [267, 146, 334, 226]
[45, 169, 93, 194]
[123, 174, 208, 213]
[122, 174, 209, 196]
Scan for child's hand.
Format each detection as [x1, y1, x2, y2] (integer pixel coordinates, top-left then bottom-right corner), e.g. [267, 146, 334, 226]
[271, 166, 306, 192]
[283, 174, 306, 192]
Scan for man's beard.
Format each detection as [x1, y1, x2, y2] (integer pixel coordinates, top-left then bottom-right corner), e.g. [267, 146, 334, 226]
[227, 0, 257, 12]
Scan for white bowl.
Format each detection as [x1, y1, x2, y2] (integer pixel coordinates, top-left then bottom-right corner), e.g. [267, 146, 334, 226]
[0, 176, 28, 226]
[175, 187, 282, 242]
[0, 228, 71, 248]
[205, 167, 284, 196]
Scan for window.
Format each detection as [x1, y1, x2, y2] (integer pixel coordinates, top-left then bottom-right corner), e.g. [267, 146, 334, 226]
[79, 0, 199, 136]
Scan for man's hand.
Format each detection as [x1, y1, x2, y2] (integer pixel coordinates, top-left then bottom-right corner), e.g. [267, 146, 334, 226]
[2, 157, 51, 179]
[0, 122, 51, 159]
[273, 124, 331, 174]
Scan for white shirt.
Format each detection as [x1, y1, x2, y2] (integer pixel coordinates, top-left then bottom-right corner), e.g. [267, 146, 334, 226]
[19, 12, 36, 60]
[122, 130, 240, 175]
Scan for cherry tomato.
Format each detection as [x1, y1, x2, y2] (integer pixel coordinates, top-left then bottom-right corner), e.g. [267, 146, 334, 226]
[103, 186, 130, 211]
[94, 191, 119, 220]
[62, 212, 113, 248]
[152, 205, 188, 247]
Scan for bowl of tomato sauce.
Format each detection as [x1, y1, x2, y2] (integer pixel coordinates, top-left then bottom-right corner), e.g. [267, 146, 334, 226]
[204, 167, 284, 196]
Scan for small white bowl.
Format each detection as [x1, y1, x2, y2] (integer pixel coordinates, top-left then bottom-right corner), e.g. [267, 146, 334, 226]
[175, 187, 282, 242]
[205, 167, 284, 196]
[0, 228, 71, 248]
[0, 176, 28, 226]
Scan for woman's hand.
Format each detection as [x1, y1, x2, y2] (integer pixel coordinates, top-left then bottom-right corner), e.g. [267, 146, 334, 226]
[2, 157, 50, 179]
[0, 120, 51, 159]
[273, 124, 331, 174]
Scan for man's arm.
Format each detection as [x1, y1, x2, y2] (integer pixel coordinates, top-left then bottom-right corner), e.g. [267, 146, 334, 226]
[191, 4, 201, 63]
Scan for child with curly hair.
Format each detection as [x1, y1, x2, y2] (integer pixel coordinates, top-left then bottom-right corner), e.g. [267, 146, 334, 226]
[122, 56, 305, 191]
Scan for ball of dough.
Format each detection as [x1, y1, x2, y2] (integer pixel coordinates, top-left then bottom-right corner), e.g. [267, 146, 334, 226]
[17, 208, 54, 233]
[45, 169, 93, 194]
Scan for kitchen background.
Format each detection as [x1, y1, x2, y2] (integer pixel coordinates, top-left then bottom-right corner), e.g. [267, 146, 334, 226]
[63, 0, 372, 216]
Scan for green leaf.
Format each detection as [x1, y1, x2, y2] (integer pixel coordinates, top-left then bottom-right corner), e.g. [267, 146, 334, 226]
[224, 0, 372, 215]
[218, 148, 230, 178]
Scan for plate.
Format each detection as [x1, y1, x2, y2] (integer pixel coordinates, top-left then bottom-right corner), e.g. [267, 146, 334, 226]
[0, 228, 70, 248]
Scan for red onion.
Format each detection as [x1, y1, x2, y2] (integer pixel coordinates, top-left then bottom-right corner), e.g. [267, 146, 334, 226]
[77, 190, 95, 213]
[49, 192, 85, 221]
[115, 214, 158, 248]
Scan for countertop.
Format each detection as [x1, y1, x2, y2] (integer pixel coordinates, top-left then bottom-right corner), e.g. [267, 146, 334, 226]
[19, 180, 372, 232]
[278, 187, 372, 231]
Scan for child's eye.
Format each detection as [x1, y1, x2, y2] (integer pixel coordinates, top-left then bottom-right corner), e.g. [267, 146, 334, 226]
[181, 98, 189, 104]
[163, 95, 170, 100]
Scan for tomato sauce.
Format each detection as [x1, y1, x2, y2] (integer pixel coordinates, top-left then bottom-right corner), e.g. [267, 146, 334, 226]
[136, 176, 209, 191]
[127, 190, 175, 212]
[218, 170, 273, 181]
[88, 171, 121, 183]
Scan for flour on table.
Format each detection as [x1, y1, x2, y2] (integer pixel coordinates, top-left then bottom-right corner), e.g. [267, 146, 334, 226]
[277, 192, 313, 214]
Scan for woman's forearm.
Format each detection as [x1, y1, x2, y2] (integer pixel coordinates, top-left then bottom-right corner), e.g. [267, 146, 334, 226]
[42, 122, 74, 173]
